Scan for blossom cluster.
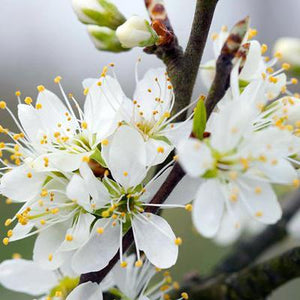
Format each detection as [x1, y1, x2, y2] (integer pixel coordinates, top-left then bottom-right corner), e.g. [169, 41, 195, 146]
[0, 20, 300, 300]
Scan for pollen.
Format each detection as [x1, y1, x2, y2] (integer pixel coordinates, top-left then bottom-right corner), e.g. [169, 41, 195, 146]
[65, 234, 73, 242]
[291, 78, 298, 85]
[83, 88, 89, 95]
[254, 186, 262, 194]
[15, 91, 21, 97]
[123, 171, 128, 177]
[81, 121, 88, 129]
[255, 211, 263, 217]
[4, 218, 12, 226]
[274, 51, 283, 59]
[54, 76, 62, 83]
[7, 230, 13, 238]
[261, 44, 268, 54]
[48, 254, 53, 261]
[82, 156, 90, 162]
[40, 219, 46, 225]
[120, 261, 128, 268]
[135, 260, 143, 267]
[37, 85, 45, 92]
[282, 63, 290, 70]
[3, 237, 9, 246]
[27, 172, 32, 178]
[36, 103, 42, 110]
[97, 227, 104, 234]
[0, 101, 7, 109]
[185, 204, 193, 212]
[157, 147, 165, 153]
[40, 189, 48, 197]
[248, 28, 257, 39]
[24, 97, 33, 105]
[101, 139, 109, 146]
[181, 292, 189, 299]
[175, 237, 182, 246]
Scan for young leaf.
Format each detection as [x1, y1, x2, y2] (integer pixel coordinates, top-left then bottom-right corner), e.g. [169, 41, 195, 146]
[193, 98, 207, 140]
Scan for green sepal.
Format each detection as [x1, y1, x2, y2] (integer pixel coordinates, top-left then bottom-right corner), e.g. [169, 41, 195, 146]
[90, 147, 107, 167]
[193, 99, 207, 140]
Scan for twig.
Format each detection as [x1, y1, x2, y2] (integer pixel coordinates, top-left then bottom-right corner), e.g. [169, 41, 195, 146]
[214, 188, 300, 274]
[174, 246, 300, 300]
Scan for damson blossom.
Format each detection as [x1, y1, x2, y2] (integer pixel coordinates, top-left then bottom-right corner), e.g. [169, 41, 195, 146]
[177, 83, 300, 238]
[68, 255, 189, 300]
[70, 125, 191, 273]
[200, 25, 300, 100]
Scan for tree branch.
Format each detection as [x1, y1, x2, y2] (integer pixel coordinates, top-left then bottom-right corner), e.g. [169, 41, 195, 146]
[174, 246, 300, 299]
[214, 188, 300, 274]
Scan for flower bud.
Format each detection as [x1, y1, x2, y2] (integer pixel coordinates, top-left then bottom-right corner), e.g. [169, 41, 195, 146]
[72, 0, 126, 30]
[116, 16, 159, 48]
[273, 37, 300, 67]
[87, 25, 127, 53]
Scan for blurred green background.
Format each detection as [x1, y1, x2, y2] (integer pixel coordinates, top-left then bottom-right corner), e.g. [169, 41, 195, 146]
[1, 0, 300, 299]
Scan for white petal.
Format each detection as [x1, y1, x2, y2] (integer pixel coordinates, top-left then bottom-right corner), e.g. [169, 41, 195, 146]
[145, 138, 173, 166]
[103, 125, 147, 189]
[132, 213, 178, 268]
[177, 138, 214, 177]
[83, 76, 125, 139]
[200, 60, 216, 90]
[59, 213, 95, 252]
[33, 221, 72, 270]
[9, 222, 34, 242]
[238, 177, 282, 224]
[0, 165, 46, 202]
[0, 259, 57, 295]
[164, 120, 193, 147]
[66, 282, 102, 300]
[72, 219, 120, 274]
[192, 180, 224, 237]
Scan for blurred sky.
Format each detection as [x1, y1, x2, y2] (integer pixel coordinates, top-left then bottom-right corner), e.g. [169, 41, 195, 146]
[1, 1, 300, 299]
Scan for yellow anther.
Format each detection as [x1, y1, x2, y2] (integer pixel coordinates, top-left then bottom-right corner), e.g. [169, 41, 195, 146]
[175, 237, 182, 246]
[24, 96, 33, 105]
[269, 76, 278, 84]
[148, 88, 152, 93]
[97, 227, 104, 234]
[229, 171, 238, 180]
[65, 234, 73, 242]
[37, 85, 45, 92]
[282, 63, 290, 70]
[0, 101, 7, 109]
[81, 121, 88, 129]
[240, 158, 249, 170]
[211, 32, 219, 41]
[230, 193, 238, 202]
[68, 93, 73, 99]
[55, 291, 62, 297]
[274, 51, 283, 59]
[7, 230, 13, 238]
[5, 219, 12, 226]
[27, 172, 32, 178]
[135, 260, 143, 267]
[254, 186, 262, 194]
[101, 139, 109, 146]
[185, 204, 193, 212]
[291, 78, 298, 85]
[36, 103, 42, 110]
[181, 292, 189, 299]
[104, 170, 110, 177]
[261, 44, 268, 54]
[101, 210, 110, 218]
[40, 219, 46, 225]
[255, 211, 263, 217]
[271, 159, 278, 165]
[164, 112, 171, 118]
[167, 85, 172, 90]
[281, 86, 287, 93]
[15, 91, 21, 97]
[267, 67, 274, 73]
[51, 208, 59, 214]
[48, 254, 53, 261]
[259, 155, 267, 162]
[41, 189, 48, 197]
[54, 76, 62, 83]
[120, 261, 128, 268]
[82, 156, 90, 162]
[12, 253, 22, 259]
[157, 147, 165, 153]
[248, 28, 257, 39]
[123, 171, 128, 177]
[261, 72, 266, 80]
[83, 88, 89, 95]
[293, 179, 300, 188]
[3, 237, 9, 245]
[0, 142, 5, 149]
[173, 281, 180, 290]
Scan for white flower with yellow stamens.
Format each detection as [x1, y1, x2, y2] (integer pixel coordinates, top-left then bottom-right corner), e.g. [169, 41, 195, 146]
[0, 68, 123, 202]
[177, 93, 300, 238]
[68, 125, 194, 274]
[200, 26, 290, 100]
[83, 67, 193, 166]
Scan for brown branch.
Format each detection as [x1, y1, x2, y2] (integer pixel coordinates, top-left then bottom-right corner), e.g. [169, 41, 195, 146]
[214, 188, 300, 274]
[174, 246, 300, 300]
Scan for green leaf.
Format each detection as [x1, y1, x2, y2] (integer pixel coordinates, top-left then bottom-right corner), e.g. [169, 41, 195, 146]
[193, 99, 207, 140]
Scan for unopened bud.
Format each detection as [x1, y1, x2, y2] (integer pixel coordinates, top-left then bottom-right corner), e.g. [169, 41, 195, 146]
[87, 25, 127, 52]
[72, 0, 126, 30]
[273, 37, 300, 68]
[116, 16, 158, 48]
